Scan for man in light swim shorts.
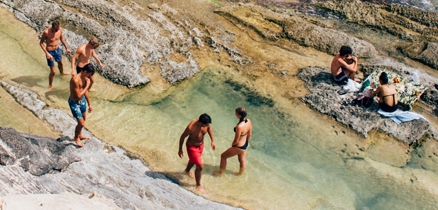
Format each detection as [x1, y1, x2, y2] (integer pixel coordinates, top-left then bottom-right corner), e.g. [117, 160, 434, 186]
[39, 21, 71, 89]
[178, 113, 216, 192]
[68, 63, 94, 147]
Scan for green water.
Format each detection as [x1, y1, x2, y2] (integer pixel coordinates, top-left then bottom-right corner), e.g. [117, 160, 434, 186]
[1, 6, 438, 210]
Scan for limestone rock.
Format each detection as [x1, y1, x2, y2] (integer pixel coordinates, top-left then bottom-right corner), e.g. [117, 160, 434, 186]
[1, 0, 213, 87]
[216, 3, 378, 58]
[297, 66, 431, 144]
[0, 128, 78, 176]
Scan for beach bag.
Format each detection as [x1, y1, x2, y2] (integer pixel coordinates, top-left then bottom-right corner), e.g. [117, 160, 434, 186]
[353, 96, 373, 108]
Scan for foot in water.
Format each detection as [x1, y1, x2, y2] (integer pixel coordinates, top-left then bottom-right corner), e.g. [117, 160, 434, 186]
[78, 135, 90, 140]
[196, 185, 205, 193]
[212, 170, 223, 176]
[185, 171, 195, 179]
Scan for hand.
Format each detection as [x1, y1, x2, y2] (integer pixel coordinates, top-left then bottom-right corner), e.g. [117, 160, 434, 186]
[99, 63, 104, 69]
[85, 77, 91, 85]
[46, 54, 53, 61]
[178, 150, 183, 158]
[88, 105, 93, 113]
[66, 48, 71, 54]
[211, 142, 216, 150]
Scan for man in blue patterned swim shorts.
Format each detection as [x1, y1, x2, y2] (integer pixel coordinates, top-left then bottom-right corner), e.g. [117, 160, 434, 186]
[39, 21, 71, 90]
[68, 63, 94, 147]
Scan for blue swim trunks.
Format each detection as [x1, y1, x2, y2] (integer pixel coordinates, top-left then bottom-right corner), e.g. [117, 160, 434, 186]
[47, 47, 62, 67]
[68, 95, 87, 119]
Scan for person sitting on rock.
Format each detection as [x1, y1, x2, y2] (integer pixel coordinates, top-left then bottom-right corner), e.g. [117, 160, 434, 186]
[371, 72, 398, 112]
[330, 45, 359, 85]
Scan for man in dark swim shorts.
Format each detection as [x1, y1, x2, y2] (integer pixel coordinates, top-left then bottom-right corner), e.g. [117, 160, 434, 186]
[330, 46, 359, 85]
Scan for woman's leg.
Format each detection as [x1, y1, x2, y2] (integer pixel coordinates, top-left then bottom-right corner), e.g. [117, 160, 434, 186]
[213, 147, 242, 176]
[235, 151, 247, 175]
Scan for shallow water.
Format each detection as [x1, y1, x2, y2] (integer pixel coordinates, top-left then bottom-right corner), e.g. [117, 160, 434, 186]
[1, 4, 438, 210]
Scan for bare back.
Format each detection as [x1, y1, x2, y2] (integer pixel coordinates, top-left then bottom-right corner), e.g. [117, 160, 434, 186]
[378, 84, 398, 106]
[330, 54, 344, 76]
[330, 54, 357, 77]
[233, 119, 252, 147]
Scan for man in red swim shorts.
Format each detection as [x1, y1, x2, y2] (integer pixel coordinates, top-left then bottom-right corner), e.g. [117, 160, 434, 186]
[178, 113, 216, 192]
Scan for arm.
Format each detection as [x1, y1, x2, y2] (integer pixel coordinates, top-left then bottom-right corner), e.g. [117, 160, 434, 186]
[207, 125, 216, 150]
[60, 30, 70, 54]
[338, 57, 357, 73]
[84, 87, 92, 113]
[71, 50, 80, 76]
[39, 30, 51, 60]
[232, 125, 242, 146]
[371, 86, 381, 98]
[178, 125, 190, 158]
[247, 122, 252, 142]
[92, 50, 104, 69]
[72, 77, 91, 99]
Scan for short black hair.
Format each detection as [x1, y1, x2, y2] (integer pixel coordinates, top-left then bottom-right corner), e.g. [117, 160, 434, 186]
[199, 113, 211, 125]
[83, 63, 95, 76]
[52, 21, 60, 28]
[379, 72, 389, 84]
[339, 46, 353, 56]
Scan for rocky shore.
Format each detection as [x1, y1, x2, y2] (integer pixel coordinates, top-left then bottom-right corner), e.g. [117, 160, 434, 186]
[1, 0, 438, 208]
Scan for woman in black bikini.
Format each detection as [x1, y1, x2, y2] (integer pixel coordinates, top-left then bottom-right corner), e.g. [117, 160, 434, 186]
[371, 72, 398, 112]
[213, 107, 252, 176]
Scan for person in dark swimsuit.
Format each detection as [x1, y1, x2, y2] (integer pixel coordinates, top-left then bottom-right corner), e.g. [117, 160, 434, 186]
[371, 72, 398, 113]
[330, 46, 359, 85]
[213, 107, 252, 176]
[333, 67, 349, 85]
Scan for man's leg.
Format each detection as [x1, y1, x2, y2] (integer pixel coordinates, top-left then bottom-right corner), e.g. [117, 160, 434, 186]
[184, 161, 195, 178]
[78, 112, 90, 140]
[195, 164, 204, 192]
[48, 65, 56, 89]
[74, 118, 86, 147]
[57, 60, 69, 75]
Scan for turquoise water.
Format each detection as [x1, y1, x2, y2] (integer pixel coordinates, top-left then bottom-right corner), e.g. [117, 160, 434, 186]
[90, 68, 438, 209]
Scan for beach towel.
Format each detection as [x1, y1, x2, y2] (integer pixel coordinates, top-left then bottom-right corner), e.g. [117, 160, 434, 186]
[342, 79, 361, 92]
[378, 109, 428, 124]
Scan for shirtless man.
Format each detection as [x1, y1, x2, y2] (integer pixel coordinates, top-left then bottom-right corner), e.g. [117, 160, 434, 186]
[330, 45, 358, 85]
[178, 114, 216, 192]
[68, 64, 94, 147]
[71, 37, 104, 91]
[39, 21, 71, 89]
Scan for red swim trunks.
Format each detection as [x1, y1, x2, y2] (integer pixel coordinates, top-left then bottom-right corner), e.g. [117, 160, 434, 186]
[186, 142, 204, 165]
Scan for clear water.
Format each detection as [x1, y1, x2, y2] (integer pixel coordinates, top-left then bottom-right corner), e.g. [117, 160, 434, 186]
[1, 4, 438, 210]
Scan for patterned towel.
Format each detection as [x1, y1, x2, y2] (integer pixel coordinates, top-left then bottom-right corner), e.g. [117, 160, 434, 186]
[362, 69, 428, 110]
